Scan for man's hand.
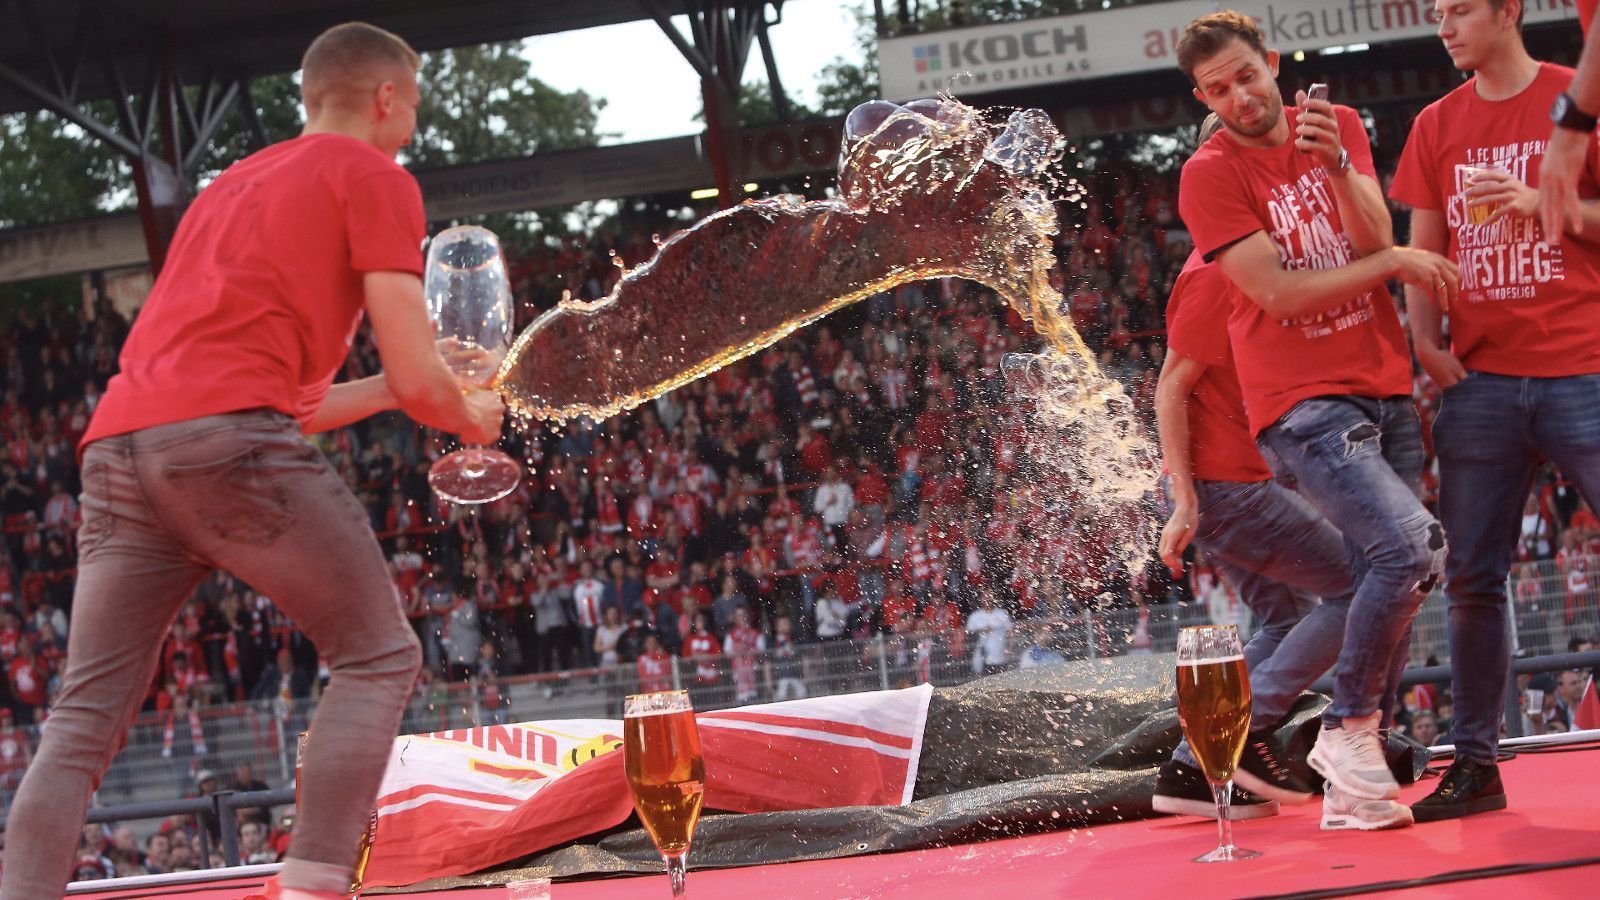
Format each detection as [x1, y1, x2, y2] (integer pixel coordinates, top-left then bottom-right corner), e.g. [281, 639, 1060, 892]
[1415, 343, 1468, 391]
[438, 337, 499, 388]
[1389, 246, 1460, 311]
[1158, 502, 1199, 578]
[1468, 169, 1539, 226]
[1293, 90, 1344, 171]
[460, 389, 506, 445]
[1539, 126, 1590, 243]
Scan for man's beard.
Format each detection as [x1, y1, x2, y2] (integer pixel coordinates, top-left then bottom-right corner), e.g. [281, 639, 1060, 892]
[1226, 92, 1283, 139]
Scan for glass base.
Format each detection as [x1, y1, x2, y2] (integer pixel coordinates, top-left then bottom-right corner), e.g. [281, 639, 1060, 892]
[429, 448, 520, 504]
[1193, 845, 1261, 863]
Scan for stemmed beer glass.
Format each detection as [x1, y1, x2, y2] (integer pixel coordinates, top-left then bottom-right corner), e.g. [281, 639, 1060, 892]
[423, 225, 520, 504]
[1175, 624, 1259, 863]
[623, 690, 706, 897]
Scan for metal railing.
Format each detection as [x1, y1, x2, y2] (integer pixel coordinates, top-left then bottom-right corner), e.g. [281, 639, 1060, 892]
[5, 558, 1598, 845]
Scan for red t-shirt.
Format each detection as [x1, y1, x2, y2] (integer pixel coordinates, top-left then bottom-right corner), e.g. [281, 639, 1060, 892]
[1390, 63, 1600, 376]
[1583, 0, 1596, 36]
[84, 134, 426, 446]
[1164, 253, 1272, 482]
[1178, 105, 1412, 435]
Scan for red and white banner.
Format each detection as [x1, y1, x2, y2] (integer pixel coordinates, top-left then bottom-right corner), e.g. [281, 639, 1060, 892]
[364, 684, 934, 887]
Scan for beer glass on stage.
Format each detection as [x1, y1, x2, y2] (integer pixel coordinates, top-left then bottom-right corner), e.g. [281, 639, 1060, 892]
[423, 224, 521, 504]
[1175, 624, 1259, 863]
[624, 690, 706, 896]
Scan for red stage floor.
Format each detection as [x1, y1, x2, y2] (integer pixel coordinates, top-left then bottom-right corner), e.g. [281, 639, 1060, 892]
[76, 744, 1599, 899]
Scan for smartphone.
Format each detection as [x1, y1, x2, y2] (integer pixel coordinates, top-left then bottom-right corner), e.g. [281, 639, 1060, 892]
[1525, 688, 1544, 714]
[1307, 83, 1329, 103]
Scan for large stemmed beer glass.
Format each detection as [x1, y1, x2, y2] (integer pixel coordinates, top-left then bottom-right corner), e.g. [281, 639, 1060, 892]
[1175, 624, 1259, 863]
[423, 225, 520, 504]
[624, 690, 706, 897]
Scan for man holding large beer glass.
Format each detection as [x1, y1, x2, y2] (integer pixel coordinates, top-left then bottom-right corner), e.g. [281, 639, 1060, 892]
[1175, 11, 1455, 831]
[0, 22, 503, 900]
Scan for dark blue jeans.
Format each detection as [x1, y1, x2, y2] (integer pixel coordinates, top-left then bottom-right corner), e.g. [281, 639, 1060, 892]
[1258, 396, 1444, 727]
[1433, 371, 1600, 764]
[1162, 477, 1353, 723]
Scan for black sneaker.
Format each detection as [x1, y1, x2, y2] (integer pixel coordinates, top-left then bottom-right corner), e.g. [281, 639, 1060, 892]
[1234, 729, 1317, 805]
[1152, 759, 1279, 819]
[1411, 758, 1507, 823]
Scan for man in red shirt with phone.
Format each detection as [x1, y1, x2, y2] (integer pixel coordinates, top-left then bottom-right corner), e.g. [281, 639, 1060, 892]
[1175, 11, 1457, 831]
[1390, 0, 1600, 822]
[1, 22, 503, 900]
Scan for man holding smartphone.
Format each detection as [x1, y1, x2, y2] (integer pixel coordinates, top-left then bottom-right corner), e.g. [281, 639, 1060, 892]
[1154, 117, 1355, 818]
[1175, 10, 1457, 830]
[1389, 0, 1600, 822]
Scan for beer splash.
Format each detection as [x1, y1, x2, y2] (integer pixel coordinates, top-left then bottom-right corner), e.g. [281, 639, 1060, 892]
[495, 98, 1083, 418]
[496, 95, 1157, 595]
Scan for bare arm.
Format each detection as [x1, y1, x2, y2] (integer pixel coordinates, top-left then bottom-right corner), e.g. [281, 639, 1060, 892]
[1294, 92, 1393, 255]
[364, 271, 504, 444]
[1154, 353, 1209, 576]
[303, 375, 396, 434]
[1402, 208, 1468, 390]
[1541, 4, 1600, 241]
[1214, 232, 1457, 319]
[1327, 169, 1395, 257]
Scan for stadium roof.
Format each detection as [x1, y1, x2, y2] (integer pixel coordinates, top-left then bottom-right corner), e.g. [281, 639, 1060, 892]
[0, 0, 697, 115]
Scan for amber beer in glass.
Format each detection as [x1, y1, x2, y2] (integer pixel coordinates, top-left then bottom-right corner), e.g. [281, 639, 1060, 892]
[296, 732, 378, 894]
[624, 690, 706, 897]
[1459, 164, 1508, 226]
[1175, 625, 1259, 863]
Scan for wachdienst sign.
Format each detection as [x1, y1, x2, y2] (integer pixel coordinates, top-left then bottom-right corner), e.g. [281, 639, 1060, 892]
[877, 0, 1578, 100]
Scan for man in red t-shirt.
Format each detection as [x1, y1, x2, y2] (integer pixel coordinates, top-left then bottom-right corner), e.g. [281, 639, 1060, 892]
[1175, 12, 1457, 830]
[1390, 0, 1600, 823]
[1153, 246, 1354, 818]
[1, 24, 503, 900]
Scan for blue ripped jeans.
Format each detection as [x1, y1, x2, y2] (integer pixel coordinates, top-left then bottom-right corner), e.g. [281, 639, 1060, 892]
[1433, 372, 1600, 764]
[1257, 396, 1444, 728]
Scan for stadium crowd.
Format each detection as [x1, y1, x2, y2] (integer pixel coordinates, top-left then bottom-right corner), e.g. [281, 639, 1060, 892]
[3, 137, 1598, 870]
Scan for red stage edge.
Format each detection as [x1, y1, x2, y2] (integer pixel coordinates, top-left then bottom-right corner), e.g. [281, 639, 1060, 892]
[69, 735, 1600, 900]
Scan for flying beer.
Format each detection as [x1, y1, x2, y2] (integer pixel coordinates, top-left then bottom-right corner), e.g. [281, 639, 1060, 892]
[1175, 625, 1260, 863]
[624, 690, 706, 897]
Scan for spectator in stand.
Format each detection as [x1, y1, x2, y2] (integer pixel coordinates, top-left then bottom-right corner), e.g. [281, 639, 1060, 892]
[636, 634, 673, 692]
[711, 575, 749, 638]
[765, 616, 807, 700]
[571, 559, 605, 668]
[594, 606, 625, 668]
[143, 831, 172, 875]
[723, 607, 765, 703]
[966, 590, 1012, 676]
[813, 465, 854, 535]
[813, 583, 848, 642]
[683, 611, 721, 686]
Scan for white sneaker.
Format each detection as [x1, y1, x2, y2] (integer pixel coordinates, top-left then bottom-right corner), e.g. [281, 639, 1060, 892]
[1307, 712, 1400, 800]
[1321, 784, 1414, 831]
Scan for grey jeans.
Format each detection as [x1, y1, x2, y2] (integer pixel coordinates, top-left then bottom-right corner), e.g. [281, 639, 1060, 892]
[1, 410, 421, 897]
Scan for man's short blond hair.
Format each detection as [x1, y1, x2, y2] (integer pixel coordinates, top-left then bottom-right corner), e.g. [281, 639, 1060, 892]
[300, 22, 421, 116]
